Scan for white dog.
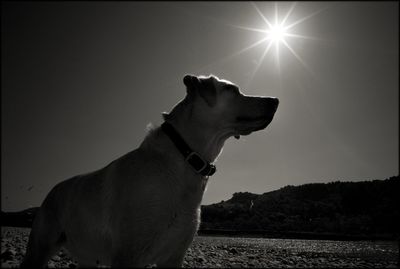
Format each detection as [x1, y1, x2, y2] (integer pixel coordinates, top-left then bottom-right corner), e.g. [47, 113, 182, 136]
[21, 74, 279, 267]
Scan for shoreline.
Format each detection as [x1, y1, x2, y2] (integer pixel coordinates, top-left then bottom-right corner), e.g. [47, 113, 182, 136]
[198, 229, 397, 242]
[2, 225, 396, 242]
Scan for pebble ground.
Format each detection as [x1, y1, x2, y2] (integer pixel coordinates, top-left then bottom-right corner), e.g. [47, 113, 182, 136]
[1, 227, 398, 268]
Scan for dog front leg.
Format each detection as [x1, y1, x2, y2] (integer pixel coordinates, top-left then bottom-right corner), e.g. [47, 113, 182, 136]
[111, 243, 154, 268]
[157, 252, 186, 268]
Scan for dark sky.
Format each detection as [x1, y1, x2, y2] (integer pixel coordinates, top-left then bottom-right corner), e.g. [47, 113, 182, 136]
[1, 2, 398, 211]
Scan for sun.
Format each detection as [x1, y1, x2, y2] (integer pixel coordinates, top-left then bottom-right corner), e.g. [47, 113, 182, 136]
[196, 2, 329, 82]
[213, 2, 330, 81]
[266, 23, 287, 44]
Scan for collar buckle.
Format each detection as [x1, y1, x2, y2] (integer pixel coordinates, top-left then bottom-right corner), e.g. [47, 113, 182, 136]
[185, 152, 208, 174]
[161, 122, 217, 177]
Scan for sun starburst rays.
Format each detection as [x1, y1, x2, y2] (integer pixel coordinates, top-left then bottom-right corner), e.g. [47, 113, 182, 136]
[282, 5, 330, 31]
[231, 2, 303, 68]
[249, 2, 300, 65]
[281, 2, 297, 26]
[251, 2, 273, 29]
[196, 2, 329, 82]
[238, 2, 328, 84]
[248, 40, 274, 85]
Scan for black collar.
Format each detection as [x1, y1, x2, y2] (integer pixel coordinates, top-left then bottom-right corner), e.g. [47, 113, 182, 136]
[161, 122, 216, 177]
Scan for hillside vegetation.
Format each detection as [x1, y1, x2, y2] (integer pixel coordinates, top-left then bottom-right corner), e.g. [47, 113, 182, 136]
[200, 176, 399, 239]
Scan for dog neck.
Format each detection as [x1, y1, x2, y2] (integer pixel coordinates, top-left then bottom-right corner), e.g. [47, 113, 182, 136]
[139, 125, 208, 209]
[160, 96, 232, 163]
[164, 119, 229, 164]
[161, 122, 216, 177]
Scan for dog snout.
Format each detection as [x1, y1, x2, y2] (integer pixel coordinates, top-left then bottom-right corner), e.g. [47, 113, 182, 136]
[265, 97, 279, 112]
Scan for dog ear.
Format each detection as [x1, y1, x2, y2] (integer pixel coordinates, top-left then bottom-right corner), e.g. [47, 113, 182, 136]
[183, 74, 200, 97]
[198, 76, 217, 107]
[183, 74, 217, 107]
[162, 112, 171, 121]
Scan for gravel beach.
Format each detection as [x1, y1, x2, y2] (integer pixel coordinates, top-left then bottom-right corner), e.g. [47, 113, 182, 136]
[1, 227, 398, 268]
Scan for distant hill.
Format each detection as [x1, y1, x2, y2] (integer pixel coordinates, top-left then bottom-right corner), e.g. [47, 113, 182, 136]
[2, 176, 399, 240]
[200, 176, 399, 240]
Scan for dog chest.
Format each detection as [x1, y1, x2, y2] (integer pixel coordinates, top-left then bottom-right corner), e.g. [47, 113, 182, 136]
[146, 206, 201, 265]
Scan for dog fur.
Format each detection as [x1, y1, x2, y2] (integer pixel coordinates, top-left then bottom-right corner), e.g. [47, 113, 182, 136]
[20, 74, 279, 268]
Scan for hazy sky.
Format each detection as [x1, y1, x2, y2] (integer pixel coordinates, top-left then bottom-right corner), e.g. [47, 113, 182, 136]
[1, 1, 398, 211]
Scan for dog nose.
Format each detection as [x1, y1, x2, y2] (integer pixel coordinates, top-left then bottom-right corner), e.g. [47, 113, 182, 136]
[267, 97, 279, 109]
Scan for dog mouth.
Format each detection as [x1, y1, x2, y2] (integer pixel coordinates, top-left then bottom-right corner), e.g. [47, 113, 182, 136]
[233, 97, 279, 139]
[236, 115, 270, 123]
[234, 114, 275, 139]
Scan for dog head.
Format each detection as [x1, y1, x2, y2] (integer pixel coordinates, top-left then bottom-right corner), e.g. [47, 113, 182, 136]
[167, 74, 279, 140]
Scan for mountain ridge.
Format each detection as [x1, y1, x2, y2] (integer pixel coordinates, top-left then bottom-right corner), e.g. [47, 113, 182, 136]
[200, 176, 399, 240]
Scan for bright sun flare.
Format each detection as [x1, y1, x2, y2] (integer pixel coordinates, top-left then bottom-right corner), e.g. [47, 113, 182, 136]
[267, 24, 287, 44]
[201, 2, 330, 84]
[197, 2, 330, 84]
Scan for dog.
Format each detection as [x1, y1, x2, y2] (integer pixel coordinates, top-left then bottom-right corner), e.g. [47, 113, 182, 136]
[21, 74, 279, 267]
